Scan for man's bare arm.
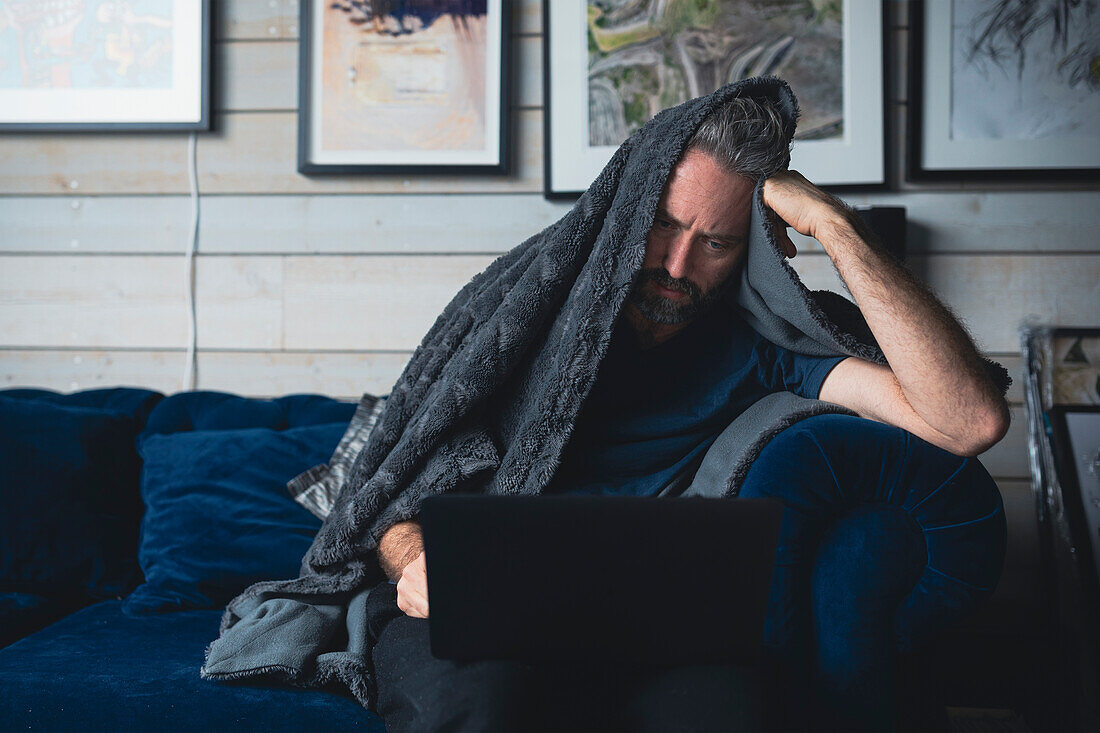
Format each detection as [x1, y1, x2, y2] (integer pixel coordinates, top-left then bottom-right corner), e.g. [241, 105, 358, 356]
[378, 519, 423, 581]
[763, 171, 1010, 457]
[378, 519, 430, 618]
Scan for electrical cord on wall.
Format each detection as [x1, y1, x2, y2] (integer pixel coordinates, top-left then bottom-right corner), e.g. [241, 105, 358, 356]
[182, 132, 199, 391]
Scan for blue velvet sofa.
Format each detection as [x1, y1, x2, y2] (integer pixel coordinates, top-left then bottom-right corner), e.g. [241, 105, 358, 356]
[0, 386, 1005, 731]
[0, 387, 384, 731]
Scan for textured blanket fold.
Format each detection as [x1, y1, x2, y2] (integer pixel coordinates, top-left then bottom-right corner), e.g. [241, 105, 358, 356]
[202, 75, 1011, 708]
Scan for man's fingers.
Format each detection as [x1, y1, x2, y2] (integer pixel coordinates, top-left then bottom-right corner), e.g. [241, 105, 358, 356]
[770, 211, 797, 259]
[396, 566, 430, 619]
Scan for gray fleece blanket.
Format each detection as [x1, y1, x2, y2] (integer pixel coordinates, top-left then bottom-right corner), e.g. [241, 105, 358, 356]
[201, 75, 1010, 708]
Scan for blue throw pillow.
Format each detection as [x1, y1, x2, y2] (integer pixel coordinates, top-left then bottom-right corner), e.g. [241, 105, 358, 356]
[123, 422, 347, 614]
[0, 396, 146, 603]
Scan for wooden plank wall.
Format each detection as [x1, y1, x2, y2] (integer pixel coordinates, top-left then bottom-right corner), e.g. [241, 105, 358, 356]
[0, 1, 1096, 614]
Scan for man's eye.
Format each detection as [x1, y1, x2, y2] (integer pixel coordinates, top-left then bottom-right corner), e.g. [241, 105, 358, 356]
[656, 218, 672, 229]
[706, 240, 727, 250]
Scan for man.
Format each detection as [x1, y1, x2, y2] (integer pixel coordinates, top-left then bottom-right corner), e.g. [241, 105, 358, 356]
[369, 96, 1009, 730]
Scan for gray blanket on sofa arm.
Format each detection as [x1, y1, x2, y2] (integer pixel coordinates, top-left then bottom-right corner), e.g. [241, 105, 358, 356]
[201, 75, 1011, 710]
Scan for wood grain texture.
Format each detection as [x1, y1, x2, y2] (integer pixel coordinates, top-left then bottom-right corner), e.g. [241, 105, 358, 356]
[0, 194, 568, 253]
[281, 254, 493, 350]
[0, 256, 282, 349]
[197, 110, 541, 194]
[0, 109, 540, 195]
[0, 131, 192, 194]
[1, 253, 1092, 353]
[5, 192, 1099, 254]
[215, 0, 298, 41]
[789, 253, 1099, 353]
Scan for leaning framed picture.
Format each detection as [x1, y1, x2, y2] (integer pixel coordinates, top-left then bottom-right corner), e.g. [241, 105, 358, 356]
[0, 0, 210, 132]
[543, 0, 886, 198]
[1047, 406, 1100, 623]
[908, 0, 1100, 182]
[298, 0, 510, 174]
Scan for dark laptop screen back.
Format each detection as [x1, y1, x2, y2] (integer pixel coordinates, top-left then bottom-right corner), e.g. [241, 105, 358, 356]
[421, 494, 782, 665]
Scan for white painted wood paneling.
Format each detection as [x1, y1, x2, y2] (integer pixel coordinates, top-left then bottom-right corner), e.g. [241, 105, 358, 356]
[0, 349, 187, 395]
[0, 110, 541, 195]
[214, 0, 299, 41]
[0, 195, 568, 254]
[0, 256, 282, 349]
[2, 253, 1092, 352]
[6, 193, 1099, 255]
[790, 253, 1099, 353]
[282, 255, 493, 350]
[0, 132, 192, 194]
[196, 111, 542, 194]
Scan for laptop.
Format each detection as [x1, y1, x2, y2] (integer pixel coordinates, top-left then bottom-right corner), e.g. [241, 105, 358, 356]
[420, 494, 782, 665]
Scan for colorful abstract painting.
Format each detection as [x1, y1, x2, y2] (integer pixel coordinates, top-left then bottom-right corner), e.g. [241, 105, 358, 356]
[585, 0, 844, 147]
[0, 0, 174, 91]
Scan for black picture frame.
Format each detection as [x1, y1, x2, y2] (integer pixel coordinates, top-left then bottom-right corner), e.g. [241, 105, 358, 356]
[907, 0, 1100, 183]
[297, 0, 511, 175]
[0, 0, 211, 132]
[542, 0, 889, 200]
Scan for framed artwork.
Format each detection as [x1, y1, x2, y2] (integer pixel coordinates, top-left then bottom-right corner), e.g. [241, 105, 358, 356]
[542, 0, 886, 199]
[908, 0, 1100, 182]
[298, 0, 510, 174]
[0, 0, 210, 132]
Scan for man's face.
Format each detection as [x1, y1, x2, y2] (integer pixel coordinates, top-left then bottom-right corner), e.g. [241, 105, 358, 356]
[628, 149, 755, 325]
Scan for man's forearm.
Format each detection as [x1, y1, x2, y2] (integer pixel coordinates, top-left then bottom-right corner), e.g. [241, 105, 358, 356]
[377, 519, 423, 582]
[815, 208, 1008, 449]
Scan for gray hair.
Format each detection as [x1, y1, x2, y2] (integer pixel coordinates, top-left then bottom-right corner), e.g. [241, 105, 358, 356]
[685, 96, 791, 181]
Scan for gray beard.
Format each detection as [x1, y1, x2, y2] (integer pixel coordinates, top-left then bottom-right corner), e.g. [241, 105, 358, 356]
[627, 268, 736, 325]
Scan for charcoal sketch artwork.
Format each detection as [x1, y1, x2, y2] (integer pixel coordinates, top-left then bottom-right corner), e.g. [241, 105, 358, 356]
[585, 0, 843, 146]
[951, 0, 1100, 140]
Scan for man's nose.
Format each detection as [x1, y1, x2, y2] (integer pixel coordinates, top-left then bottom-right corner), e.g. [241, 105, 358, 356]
[662, 233, 692, 280]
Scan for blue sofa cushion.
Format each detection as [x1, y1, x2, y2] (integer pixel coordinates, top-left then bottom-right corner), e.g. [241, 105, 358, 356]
[0, 389, 162, 602]
[0, 387, 163, 423]
[124, 392, 356, 614]
[0, 600, 382, 732]
[141, 391, 357, 437]
[0, 592, 72, 650]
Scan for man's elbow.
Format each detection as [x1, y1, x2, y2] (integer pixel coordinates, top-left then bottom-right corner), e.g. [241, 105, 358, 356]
[955, 400, 1011, 457]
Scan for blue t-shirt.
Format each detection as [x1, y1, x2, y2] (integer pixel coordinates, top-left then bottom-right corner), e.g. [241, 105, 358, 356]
[545, 304, 846, 497]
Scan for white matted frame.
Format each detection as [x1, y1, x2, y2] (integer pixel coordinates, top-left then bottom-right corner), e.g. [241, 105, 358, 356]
[0, 0, 210, 132]
[908, 0, 1100, 182]
[298, 0, 510, 175]
[542, 0, 886, 199]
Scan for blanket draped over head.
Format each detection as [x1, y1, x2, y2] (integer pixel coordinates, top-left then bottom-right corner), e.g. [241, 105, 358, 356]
[202, 76, 1010, 708]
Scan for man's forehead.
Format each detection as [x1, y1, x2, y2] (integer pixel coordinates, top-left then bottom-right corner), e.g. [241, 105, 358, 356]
[657, 179, 754, 242]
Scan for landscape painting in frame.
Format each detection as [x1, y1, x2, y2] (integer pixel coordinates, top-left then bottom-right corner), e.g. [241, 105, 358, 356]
[544, 0, 884, 197]
[299, 0, 509, 174]
[0, 0, 209, 131]
[909, 0, 1100, 180]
